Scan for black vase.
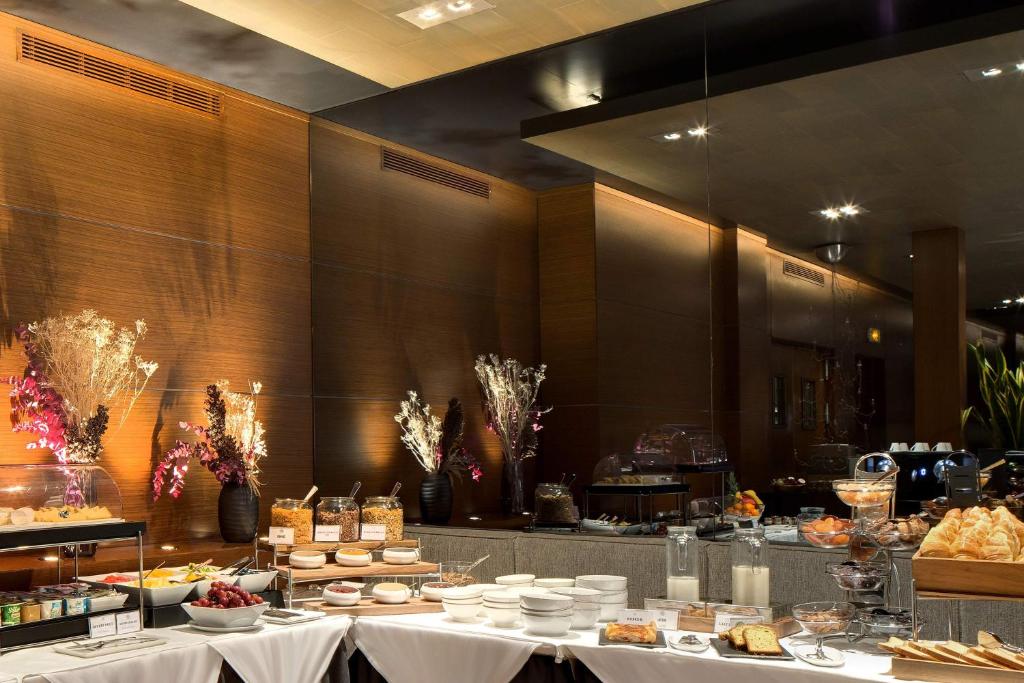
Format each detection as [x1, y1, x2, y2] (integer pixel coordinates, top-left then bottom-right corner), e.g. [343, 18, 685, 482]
[218, 483, 260, 543]
[419, 473, 453, 525]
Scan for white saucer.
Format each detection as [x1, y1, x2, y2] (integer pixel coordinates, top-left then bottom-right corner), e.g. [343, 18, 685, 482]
[792, 644, 845, 667]
[668, 635, 709, 653]
[188, 620, 265, 633]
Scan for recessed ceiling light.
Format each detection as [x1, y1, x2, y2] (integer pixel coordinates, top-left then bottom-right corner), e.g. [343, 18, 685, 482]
[1003, 299, 1013, 304]
[448, 0, 472, 11]
[820, 208, 841, 220]
[839, 204, 860, 216]
[687, 125, 708, 138]
[399, 0, 493, 28]
[1017, 62, 1024, 72]
[662, 132, 682, 141]
[982, 67, 1003, 77]
[1016, 297, 1024, 304]
[468, 515, 482, 521]
[419, 7, 442, 20]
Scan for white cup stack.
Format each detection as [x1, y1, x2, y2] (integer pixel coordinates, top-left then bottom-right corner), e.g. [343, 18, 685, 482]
[482, 589, 520, 628]
[575, 575, 628, 622]
[441, 585, 484, 622]
[550, 586, 602, 629]
[520, 593, 574, 637]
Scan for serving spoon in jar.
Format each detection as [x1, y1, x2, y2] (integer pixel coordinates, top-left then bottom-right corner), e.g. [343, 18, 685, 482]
[349, 481, 362, 499]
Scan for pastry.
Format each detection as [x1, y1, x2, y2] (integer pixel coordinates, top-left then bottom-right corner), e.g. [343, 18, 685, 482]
[605, 621, 657, 644]
[743, 626, 783, 656]
[918, 505, 1024, 561]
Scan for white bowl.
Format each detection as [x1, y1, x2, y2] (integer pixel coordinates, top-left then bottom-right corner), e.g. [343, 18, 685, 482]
[570, 604, 601, 630]
[322, 585, 363, 606]
[441, 585, 484, 601]
[289, 551, 327, 569]
[495, 574, 535, 586]
[598, 602, 627, 622]
[182, 602, 270, 628]
[335, 549, 373, 567]
[442, 599, 483, 622]
[88, 591, 130, 612]
[372, 583, 412, 604]
[551, 587, 602, 602]
[420, 582, 456, 602]
[485, 604, 521, 628]
[504, 587, 550, 598]
[481, 590, 520, 604]
[575, 575, 627, 591]
[521, 593, 574, 612]
[382, 547, 420, 565]
[522, 611, 572, 637]
[595, 589, 629, 603]
[534, 578, 575, 589]
[233, 570, 278, 594]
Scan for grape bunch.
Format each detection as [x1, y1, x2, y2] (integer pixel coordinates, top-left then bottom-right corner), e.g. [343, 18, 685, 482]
[190, 581, 264, 609]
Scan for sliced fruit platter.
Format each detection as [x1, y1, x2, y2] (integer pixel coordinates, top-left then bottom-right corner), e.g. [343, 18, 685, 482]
[80, 562, 276, 605]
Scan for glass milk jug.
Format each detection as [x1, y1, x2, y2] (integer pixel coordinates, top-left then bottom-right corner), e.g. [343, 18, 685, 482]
[731, 527, 770, 607]
[665, 526, 700, 601]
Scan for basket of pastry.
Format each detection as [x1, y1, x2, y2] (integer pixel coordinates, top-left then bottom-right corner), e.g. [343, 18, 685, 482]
[912, 506, 1024, 597]
[883, 633, 1024, 682]
[601, 621, 665, 648]
[712, 624, 793, 659]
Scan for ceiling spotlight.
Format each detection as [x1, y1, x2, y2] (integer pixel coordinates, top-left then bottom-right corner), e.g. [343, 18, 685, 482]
[982, 67, 1003, 77]
[1016, 297, 1024, 305]
[447, 0, 472, 10]
[1003, 299, 1013, 304]
[662, 132, 682, 141]
[820, 208, 841, 220]
[687, 125, 708, 138]
[908, 254, 914, 259]
[419, 7, 442, 20]
[839, 204, 860, 216]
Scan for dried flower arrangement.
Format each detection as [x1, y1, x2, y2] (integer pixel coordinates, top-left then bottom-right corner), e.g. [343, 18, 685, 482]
[152, 381, 267, 499]
[395, 392, 482, 481]
[5, 310, 158, 464]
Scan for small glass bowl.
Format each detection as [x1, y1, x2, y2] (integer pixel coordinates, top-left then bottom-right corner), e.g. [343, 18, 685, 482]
[439, 561, 478, 587]
[792, 601, 855, 635]
[855, 607, 915, 636]
[825, 561, 888, 592]
[832, 479, 896, 509]
[799, 517, 855, 548]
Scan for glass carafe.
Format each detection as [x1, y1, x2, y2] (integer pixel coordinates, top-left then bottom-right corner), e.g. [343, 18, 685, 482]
[665, 526, 700, 601]
[731, 527, 770, 607]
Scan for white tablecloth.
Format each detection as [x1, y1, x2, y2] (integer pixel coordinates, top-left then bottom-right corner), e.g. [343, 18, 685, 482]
[210, 616, 351, 683]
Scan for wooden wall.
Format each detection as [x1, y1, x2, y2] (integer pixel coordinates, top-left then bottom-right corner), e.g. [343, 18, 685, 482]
[0, 12, 313, 550]
[309, 118, 539, 518]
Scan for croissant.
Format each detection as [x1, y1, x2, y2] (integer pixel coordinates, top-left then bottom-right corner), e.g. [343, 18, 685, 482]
[919, 521, 959, 557]
[953, 519, 993, 559]
[981, 529, 1015, 561]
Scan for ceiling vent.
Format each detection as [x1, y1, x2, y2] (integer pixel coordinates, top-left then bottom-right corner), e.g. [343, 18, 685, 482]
[783, 260, 826, 287]
[381, 147, 490, 199]
[18, 33, 221, 116]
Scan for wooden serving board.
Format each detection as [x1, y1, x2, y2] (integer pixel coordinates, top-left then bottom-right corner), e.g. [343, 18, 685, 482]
[262, 540, 418, 552]
[676, 614, 801, 637]
[307, 596, 443, 617]
[891, 656, 1024, 682]
[276, 560, 440, 581]
[912, 552, 1024, 598]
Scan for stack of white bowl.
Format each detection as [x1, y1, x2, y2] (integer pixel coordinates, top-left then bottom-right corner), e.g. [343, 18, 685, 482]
[495, 574, 535, 588]
[534, 578, 575, 589]
[550, 587, 602, 629]
[575, 575, 628, 622]
[481, 590, 520, 628]
[520, 593, 574, 637]
[441, 585, 484, 622]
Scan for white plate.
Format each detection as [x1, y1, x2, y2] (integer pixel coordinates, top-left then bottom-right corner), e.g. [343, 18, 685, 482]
[188, 620, 265, 633]
[791, 644, 846, 667]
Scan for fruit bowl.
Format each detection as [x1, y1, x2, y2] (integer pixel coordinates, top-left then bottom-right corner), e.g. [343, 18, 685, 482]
[182, 602, 270, 628]
[832, 479, 895, 509]
[793, 601, 855, 635]
[724, 489, 764, 521]
[800, 516, 855, 548]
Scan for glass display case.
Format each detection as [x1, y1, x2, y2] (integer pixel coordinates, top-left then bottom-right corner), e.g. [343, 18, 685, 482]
[636, 424, 728, 469]
[0, 465, 122, 530]
[591, 452, 680, 486]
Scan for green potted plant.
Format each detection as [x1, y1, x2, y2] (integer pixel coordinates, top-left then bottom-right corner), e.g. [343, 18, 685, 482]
[962, 343, 1024, 449]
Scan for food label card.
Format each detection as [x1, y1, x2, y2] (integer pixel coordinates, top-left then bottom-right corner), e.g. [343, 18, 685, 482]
[314, 525, 340, 543]
[360, 524, 386, 541]
[115, 611, 142, 634]
[713, 612, 765, 632]
[268, 526, 294, 545]
[619, 608, 679, 630]
[88, 613, 117, 639]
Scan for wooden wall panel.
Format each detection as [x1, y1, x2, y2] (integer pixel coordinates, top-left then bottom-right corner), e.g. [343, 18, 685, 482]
[0, 12, 312, 551]
[310, 118, 539, 519]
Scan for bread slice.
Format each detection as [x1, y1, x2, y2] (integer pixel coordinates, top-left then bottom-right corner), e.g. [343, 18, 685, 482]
[744, 626, 783, 656]
[724, 624, 749, 649]
[905, 641, 966, 664]
[969, 646, 1011, 669]
[877, 637, 904, 654]
[977, 646, 1024, 671]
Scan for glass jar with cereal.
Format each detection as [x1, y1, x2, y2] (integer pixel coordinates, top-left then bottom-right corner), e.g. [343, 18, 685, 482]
[317, 496, 360, 543]
[362, 495, 404, 541]
[271, 498, 313, 544]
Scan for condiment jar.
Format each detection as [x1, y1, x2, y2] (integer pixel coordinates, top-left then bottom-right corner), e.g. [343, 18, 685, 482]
[361, 495, 404, 541]
[534, 483, 576, 524]
[271, 498, 313, 544]
[316, 496, 360, 542]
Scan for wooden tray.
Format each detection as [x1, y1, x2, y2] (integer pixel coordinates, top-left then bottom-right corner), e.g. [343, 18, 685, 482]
[276, 560, 440, 581]
[912, 552, 1024, 598]
[306, 596, 443, 616]
[676, 614, 801, 638]
[891, 656, 1024, 682]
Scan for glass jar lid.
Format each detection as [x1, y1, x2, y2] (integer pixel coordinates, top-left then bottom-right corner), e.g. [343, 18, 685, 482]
[273, 497, 310, 508]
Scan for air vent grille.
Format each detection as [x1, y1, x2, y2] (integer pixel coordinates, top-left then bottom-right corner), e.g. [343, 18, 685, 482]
[19, 33, 221, 116]
[381, 148, 490, 199]
[783, 260, 826, 287]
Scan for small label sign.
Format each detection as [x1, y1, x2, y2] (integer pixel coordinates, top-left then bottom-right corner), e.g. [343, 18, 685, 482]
[268, 526, 295, 545]
[360, 523, 386, 541]
[314, 525, 340, 543]
[115, 610, 142, 635]
[88, 613, 117, 639]
[713, 612, 765, 633]
[619, 608, 679, 630]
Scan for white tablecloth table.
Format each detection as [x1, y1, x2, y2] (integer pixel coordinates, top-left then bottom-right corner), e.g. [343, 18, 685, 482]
[352, 612, 907, 683]
[0, 615, 352, 683]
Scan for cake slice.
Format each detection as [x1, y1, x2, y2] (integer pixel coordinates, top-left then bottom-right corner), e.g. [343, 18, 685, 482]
[744, 626, 783, 656]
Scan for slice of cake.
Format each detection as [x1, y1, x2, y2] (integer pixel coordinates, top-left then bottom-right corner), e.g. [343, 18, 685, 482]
[743, 626, 783, 656]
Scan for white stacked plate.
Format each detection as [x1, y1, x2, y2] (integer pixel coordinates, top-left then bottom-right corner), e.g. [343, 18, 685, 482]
[550, 587, 602, 629]
[575, 575, 627, 622]
[520, 593, 573, 637]
[534, 578, 575, 589]
[482, 590, 520, 628]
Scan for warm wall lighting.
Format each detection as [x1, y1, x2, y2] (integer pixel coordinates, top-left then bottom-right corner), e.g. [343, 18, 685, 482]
[468, 515, 482, 521]
[160, 544, 177, 551]
[867, 327, 882, 344]
[42, 555, 58, 562]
